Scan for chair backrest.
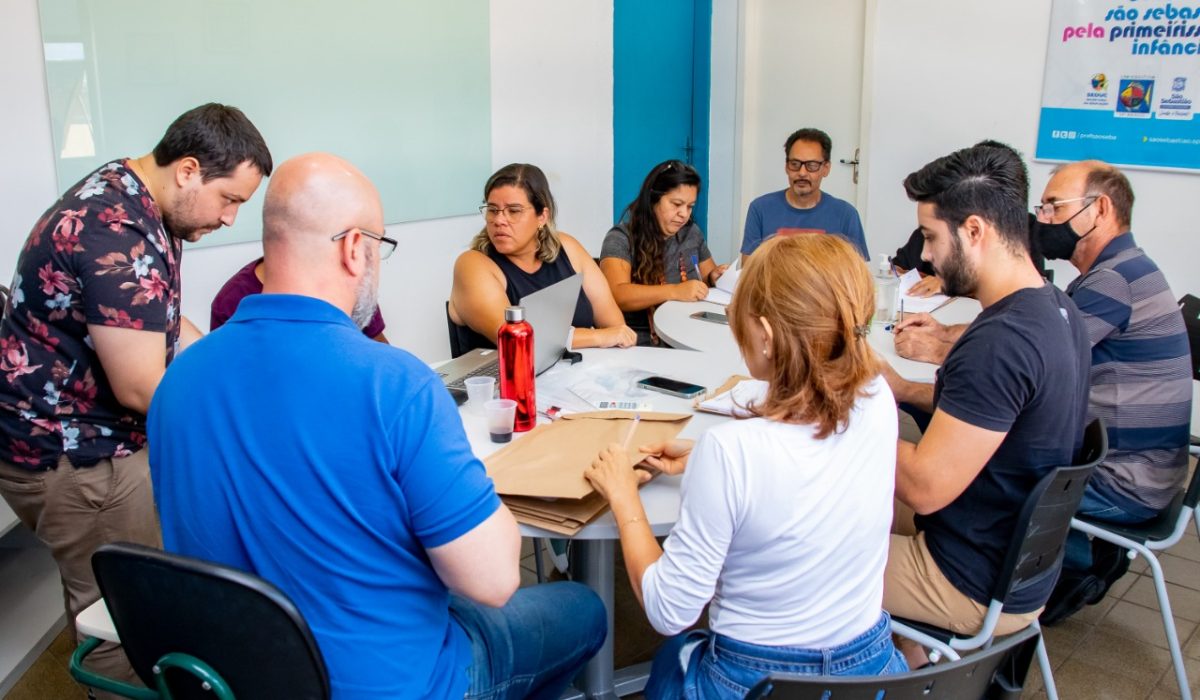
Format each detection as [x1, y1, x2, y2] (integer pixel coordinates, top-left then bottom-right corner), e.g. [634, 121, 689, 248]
[1179, 294, 1200, 382]
[446, 300, 473, 359]
[0, 283, 9, 323]
[93, 543, 330, 700]
[993, 418, 1107, 604]
[743, 625, 1040, 700]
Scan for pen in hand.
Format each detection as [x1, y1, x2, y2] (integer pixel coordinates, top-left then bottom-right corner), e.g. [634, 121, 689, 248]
[621, 413, 641, 451]
[691, 254, 703, 285]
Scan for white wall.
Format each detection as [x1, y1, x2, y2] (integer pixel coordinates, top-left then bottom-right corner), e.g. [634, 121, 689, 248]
[0, 0, 614, 363]
[860, 1, 1198, 298]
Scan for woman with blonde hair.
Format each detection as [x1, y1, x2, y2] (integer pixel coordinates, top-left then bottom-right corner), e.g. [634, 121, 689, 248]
[586, 234, 906, 698]
[449, 163, 635, 353]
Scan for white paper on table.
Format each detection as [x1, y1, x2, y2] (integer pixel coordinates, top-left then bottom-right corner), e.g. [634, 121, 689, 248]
[704, 263, 741, 305]
[695, 378, 768, 417]
[897, 268, 951, 315]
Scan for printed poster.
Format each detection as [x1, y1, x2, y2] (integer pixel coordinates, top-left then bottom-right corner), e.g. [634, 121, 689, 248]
[1036, 0, 1200, 171]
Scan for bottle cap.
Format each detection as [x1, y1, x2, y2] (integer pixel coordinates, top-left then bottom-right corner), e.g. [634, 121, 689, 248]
[504, 306, 525, 323]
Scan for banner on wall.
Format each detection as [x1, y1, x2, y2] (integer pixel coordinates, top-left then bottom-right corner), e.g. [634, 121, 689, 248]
[1036, 0, 1200, 172]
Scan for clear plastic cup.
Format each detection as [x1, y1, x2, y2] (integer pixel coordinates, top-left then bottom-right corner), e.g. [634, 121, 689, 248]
[464, 376, 495, 414]
[485, 398, 517, 443]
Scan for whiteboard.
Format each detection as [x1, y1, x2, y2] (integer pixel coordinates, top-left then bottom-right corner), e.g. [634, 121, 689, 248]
[38, 0, 491, 248]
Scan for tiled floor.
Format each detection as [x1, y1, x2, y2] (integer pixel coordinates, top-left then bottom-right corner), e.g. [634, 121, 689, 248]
[7, 531, 1200, 699]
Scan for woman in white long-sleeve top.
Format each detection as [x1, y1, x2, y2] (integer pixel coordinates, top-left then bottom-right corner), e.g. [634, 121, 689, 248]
[585, 233, 908, 699]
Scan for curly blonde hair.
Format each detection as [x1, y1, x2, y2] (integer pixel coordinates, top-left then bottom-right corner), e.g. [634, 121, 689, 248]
[729, 235, 879, 439]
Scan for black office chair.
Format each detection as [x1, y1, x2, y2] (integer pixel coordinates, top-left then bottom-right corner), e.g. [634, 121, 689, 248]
[70, 543, 329, 700]
[1064, 294, 1200, 700]
[743, 625, 1041, 700]
[892, 418, 1107, 700]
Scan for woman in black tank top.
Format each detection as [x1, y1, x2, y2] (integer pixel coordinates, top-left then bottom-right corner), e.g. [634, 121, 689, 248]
[447, 164, 635, 356]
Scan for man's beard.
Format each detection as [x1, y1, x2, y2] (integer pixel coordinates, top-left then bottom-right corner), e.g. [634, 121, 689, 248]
[936, 235, 977, 298]
[351, 251, 379, 329]
[162, 189, 213, 242]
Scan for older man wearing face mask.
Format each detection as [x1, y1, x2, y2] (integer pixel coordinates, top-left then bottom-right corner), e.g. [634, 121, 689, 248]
[894, 160, 1192, 620]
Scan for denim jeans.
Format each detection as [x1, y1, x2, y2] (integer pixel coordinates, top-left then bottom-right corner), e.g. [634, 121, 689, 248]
[1064, 480, 1156, 571]
[644, 612, 908, 700]
[450, 581, 606, 700]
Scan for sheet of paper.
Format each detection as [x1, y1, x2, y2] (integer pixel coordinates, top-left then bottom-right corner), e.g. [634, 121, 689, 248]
[704, 263, 740, 305]
[695, 377, 768, 417]
[897, 268, 951, 315]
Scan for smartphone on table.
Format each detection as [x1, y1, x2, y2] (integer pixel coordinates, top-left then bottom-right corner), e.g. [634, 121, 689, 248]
[689, 310, 728, 325]
[637, 376, 706, 399]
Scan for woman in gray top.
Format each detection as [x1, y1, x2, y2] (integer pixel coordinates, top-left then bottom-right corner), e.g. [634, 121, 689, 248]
[600, 160, 728, 345]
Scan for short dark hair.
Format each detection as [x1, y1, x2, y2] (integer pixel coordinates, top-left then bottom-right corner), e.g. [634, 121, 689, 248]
[784, 128, 832, 162]
[1084, 164, 1135, 229]
[152, 103, 272, 181]
[903, 144, 1030, 254]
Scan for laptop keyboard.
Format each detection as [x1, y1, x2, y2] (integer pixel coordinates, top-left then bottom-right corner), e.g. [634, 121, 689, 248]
[445, 359, 500, 390]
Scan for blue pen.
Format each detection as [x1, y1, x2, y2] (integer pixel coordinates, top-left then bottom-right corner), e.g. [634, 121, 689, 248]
[690, 254, 702, 283]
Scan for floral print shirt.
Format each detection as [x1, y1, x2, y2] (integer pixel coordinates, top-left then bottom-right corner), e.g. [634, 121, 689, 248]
[0, 160, 181, 470]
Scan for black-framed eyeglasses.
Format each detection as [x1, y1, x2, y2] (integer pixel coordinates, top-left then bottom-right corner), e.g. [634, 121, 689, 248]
[331, 227, 397, 260]
[1032, 195, 1098, 221]
[479, 204, 531, 221]
[785, 159, 826, 173]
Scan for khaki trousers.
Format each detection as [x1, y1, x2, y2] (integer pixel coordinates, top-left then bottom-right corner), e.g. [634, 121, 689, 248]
[885, 501, 1040, 637]
[0, 450, 161, 696]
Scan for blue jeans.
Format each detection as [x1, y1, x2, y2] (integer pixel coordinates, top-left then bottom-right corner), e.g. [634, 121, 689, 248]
[450, 581, 606, 700]
[644, 613, 908, 700]
[1064, 481, 1156, 571]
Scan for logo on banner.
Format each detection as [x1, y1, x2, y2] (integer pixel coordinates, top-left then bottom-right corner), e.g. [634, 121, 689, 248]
[1084, 72, 1110, 106]
[1159, 76, 1193, 120]
[1115, 78, 1154, 117]
[1092, 73, 1108, 90]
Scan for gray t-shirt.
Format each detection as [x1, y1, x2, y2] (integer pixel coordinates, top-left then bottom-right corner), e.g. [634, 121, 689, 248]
[600, 222, 712, 284]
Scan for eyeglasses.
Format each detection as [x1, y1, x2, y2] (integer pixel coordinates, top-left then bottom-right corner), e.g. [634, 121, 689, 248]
[1032, 195, 1098, 220]
[331, 227, 397, 260]
[785, 159, 826, 173]
[479, 204, 531, 221]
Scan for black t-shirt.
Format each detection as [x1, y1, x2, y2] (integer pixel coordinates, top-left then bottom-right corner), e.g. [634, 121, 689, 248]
[916, 284, 1090, 613]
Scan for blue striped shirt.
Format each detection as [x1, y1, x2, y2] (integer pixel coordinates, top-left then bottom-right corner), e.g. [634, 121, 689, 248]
[1066, 233, 1192, 513]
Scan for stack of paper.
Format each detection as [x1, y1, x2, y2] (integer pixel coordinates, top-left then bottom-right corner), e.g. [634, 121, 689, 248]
[483, 411, 691, 535]
[897, 268, 951, 315]
[705, 265, 741, 305]
[694, 375, 767, 417]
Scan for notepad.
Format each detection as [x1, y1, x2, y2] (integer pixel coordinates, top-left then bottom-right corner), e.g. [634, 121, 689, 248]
[897, 268, 952, 315]
[704, 264, 741, 305]
[694, 376, 768, 417]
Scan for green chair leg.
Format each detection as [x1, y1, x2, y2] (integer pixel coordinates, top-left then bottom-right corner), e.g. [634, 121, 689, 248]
[152, 653, 234, 700]
[68, 637, 159, 700]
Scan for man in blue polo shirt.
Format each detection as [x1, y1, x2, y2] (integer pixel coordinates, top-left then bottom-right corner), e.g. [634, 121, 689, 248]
[879, 144, 1090, 664]
[148, 153, 605, 699]
[740, 127, 868, 262]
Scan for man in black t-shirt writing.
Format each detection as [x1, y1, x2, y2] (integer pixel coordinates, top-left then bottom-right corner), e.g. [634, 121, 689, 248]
[879, 144, 1090, 663]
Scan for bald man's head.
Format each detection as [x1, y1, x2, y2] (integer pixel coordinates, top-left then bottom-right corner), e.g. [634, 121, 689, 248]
[262, 152, 383, 248]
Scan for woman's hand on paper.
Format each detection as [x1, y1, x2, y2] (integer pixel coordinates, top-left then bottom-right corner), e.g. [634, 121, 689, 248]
[708, 264, 729, 285]
[673, 279, 710, 302]
[637, 439, 693, 476]
[585, 442, 652, 505]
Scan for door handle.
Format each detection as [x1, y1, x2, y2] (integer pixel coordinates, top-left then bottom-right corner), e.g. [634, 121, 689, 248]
[838, 147, 861, 184]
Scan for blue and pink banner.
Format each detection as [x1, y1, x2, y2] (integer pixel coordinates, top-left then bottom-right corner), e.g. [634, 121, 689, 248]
[1037, 0, 1200, 172]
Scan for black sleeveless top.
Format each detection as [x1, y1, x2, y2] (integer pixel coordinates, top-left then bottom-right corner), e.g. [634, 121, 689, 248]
[449, 247, 596, 357]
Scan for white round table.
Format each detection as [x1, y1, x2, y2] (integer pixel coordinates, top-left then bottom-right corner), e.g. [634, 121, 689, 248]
[652, 297, 982, 383]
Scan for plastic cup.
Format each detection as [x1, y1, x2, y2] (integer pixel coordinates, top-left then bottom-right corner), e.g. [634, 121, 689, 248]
[464, 376, 495, 413]
[485, 399, 517, 443]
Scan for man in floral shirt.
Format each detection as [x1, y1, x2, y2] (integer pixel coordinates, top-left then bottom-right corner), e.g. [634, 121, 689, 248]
[0, 103, 271, 689]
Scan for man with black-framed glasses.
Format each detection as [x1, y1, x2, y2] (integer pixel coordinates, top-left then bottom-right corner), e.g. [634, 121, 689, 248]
[210, 229, 394, 342]
[740, 127, 869, 263]
[150, 152, 604, 699]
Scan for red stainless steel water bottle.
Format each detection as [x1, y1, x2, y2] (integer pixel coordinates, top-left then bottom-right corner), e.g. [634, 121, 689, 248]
[498, 305, 536, 432]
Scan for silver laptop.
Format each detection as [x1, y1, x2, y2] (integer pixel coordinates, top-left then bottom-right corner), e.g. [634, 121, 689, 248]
[438, 273, 583, 392]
